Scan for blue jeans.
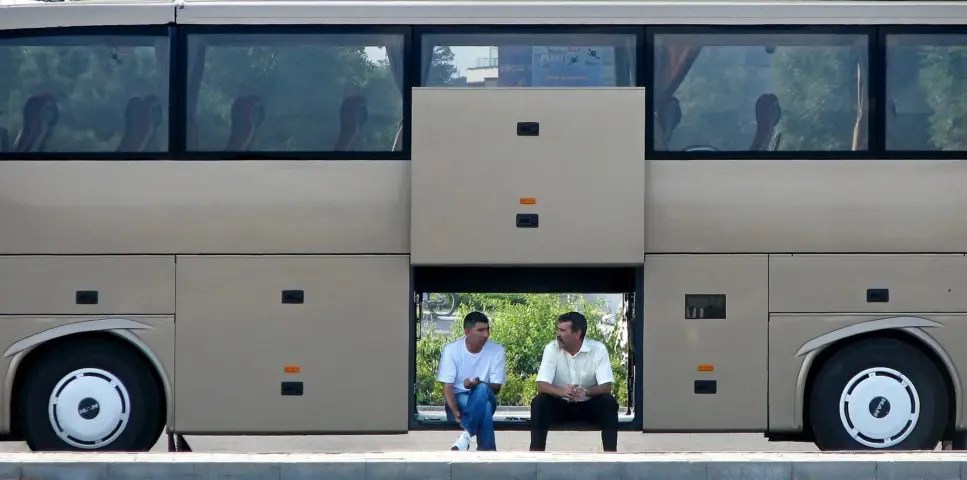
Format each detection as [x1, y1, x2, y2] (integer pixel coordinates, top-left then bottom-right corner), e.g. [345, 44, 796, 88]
[446, 383, 498, 450]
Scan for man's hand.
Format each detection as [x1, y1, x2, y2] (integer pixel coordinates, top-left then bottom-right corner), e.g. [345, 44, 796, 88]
[463, 377, 481, 389]
[564, 384, 583, 401]
[453, 409, 462, 423]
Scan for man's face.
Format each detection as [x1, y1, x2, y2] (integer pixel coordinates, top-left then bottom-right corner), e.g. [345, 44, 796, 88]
[556, 321, 580, 349]
[465, 321, 490, 346]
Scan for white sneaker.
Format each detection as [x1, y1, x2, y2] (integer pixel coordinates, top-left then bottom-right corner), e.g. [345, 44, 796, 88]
[451, 431, 471, 451]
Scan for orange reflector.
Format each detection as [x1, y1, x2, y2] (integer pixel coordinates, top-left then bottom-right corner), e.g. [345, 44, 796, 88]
[519, 197, 537, 205]
[697, 364, 714, 372]
[284, 365, 301, 374]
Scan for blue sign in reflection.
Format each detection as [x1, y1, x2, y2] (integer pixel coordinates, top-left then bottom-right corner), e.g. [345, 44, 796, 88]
[498, 46, 613, 87]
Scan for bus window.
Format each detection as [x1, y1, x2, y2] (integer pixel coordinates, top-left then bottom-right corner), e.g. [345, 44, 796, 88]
[185, 31, 405, 154]
[652, 31, 868, 153]
[0, 33, 169, 154]
[886, 34, 967, 152]
[420, 32, 636, 88]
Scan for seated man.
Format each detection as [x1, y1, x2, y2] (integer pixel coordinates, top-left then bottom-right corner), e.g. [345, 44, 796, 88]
[529, 311, 619, 452]
[437, 311, 506, 451]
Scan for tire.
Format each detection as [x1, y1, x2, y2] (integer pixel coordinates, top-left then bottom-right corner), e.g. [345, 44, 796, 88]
[17, 338, 164, 452]
[808, 337, 948, 451]
[429, 293, 457, 317]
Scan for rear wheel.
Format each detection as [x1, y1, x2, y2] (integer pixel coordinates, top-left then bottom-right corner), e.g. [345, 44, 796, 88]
[808, 337, 948, 451]
[18, 338, 164, 451]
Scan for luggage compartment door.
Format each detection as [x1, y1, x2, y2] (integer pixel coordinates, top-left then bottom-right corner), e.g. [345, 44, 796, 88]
[410, 87, 645, 265]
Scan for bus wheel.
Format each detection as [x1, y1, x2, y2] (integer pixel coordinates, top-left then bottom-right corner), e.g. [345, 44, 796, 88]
[17, 338, 163, 452]
[808, 337, 948, 451]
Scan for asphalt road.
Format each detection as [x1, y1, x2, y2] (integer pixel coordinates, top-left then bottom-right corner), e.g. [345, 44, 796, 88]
[0, 432, 822, 453]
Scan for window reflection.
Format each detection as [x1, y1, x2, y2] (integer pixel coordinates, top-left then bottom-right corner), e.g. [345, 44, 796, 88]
[886, 34, 967, 151]
[0, 35, 168, 153]
[422, 33, 636, 88]
[653, 32, 868, 153]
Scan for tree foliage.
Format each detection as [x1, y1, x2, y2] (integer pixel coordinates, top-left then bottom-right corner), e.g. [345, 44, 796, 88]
[916, 46, 967, 150]
[416, 293, 629, 408]
[771, 45, 863, 151]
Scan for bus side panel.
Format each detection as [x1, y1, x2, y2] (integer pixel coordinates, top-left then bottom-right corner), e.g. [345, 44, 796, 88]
[642, 254, 768, 431]
[0, 161, 409, 255]
[768, 314, 967, 432]
[770, 254, 967, 313]
[645, 160, 967, 254]
[174, 255, 410, 433]
[0, 316, 175, 435]
[410, 87, 645, 266]
[0, 256, 174, 315]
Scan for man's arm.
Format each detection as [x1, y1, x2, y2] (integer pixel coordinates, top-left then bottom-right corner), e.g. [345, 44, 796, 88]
[436, 345, 462, 420]
[486, 346, 507, 395]
[585, 382, 613, 397]
[443, 383, 461, 421]
[538, 381, 572, 397]
[586, 343, 616, 397]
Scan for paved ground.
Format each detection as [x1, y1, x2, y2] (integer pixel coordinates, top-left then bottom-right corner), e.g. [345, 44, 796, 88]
[0, 431, 953, 453]
[0, 432, 825, 454]
[160, 432, 822, 453]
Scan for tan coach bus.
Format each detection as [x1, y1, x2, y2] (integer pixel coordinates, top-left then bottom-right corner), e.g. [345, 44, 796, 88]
[0, 0, 965, 453]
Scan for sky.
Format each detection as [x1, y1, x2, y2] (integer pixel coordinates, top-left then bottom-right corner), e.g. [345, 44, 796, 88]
[365, 45, 495, 80]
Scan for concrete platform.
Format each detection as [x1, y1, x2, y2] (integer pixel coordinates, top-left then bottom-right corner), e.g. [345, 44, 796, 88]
[0, 451, 966, 479]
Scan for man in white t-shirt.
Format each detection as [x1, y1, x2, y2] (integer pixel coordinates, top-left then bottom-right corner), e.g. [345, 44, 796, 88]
[530, 311, 619, 452]
[437, 311, 506, 451]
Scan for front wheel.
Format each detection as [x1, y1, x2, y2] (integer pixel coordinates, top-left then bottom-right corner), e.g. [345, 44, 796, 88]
[18, 338, 164, 451]
[427, 293, 457, 317]
[808, 337, 948, 451]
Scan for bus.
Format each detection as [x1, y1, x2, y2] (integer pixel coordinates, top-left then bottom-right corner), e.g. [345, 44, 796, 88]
[0, 0, 965, 453]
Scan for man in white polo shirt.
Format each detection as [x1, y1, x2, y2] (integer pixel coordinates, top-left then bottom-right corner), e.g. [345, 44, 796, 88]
[529, 311, 619, 452]
[437, 311, 506, 451]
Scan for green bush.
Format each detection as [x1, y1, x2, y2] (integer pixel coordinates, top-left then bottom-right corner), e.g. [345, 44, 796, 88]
[415, 293, 629, 408]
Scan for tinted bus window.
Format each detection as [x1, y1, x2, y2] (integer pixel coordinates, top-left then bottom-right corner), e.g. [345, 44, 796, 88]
[0, 34, 169, 154]
[886, 34, 967, 151]
[421, 32, 637, 88]
[186, 31, 405, 154]
[652, 32, 868, 153]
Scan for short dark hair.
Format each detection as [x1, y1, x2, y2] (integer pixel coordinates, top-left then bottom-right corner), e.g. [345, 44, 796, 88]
[463, 311, 489, 330]
[558, 311, 587, 339]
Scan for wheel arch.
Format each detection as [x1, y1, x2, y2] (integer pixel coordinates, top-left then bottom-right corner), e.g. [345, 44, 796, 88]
[794, 316, 959, 441]
[2, 319, 171, 440]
